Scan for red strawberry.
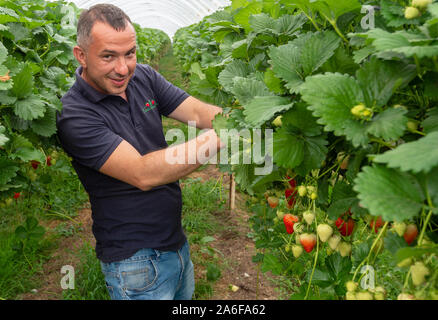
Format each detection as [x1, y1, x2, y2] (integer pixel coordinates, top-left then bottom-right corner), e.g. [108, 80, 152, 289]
[30, 160, 40, 170]
[336, 216, 355, 236]
[286, 175, 297, 189]
[13, 192, 21, 199]
[285, 188, 297, 209]
[46, 156, 52, 166]
[403, 224, 418, 245]
[283, 214, 299, 234]
[300, 233, 317, 253]
[369, 216, 384, 233]
[267, 196, 279, 209]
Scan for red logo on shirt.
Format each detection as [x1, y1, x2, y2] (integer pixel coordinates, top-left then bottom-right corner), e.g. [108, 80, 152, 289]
[143, 99, 157, 113]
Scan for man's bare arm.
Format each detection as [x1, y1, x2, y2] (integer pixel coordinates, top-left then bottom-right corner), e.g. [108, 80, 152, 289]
[99, 129, 224, 191]
[168, 96, 223, 129]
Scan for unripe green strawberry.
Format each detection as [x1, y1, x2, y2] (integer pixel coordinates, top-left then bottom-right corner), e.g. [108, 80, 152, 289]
[303, 211, 315, 225]
[291, 245, 303, 258]
[346, 281, 358, 292]
[306, 186, 316, 194]
[297, 185, 307, 197]
[273, 217, 279, 224]
[345, 292, 356, 300]
[317, 224, 333, 242]
[5, 198, 13, 206]
[338, 242, 352, 257]
[405, 6, 421, 19]
[412, 0, 432, 9]
[397, 257, 413, 268]
[295, 234, 301, 245]
[393, 221, 407, 237]
[285, 244, 291, 252]
[293, 222, 304, 233]
[328, 234, 341, 250]
[397, 293, 415, 300]
[356, 291, 373, 300]
[410, 261, 430, 286]
[351, 104, 365, 117]
[373, 286, 386, 300]
[272, 115, 282, 127]
[276, 210, 285, 220]
[310, 192, 317, 200]
[407, 120, 418, 132]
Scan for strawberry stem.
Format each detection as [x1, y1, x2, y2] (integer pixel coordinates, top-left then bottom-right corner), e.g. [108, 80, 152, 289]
[304, 200, 319, 300]
[352, 221, 389, 281]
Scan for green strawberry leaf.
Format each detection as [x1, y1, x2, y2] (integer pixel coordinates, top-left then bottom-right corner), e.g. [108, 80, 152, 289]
[8, 134, 45, 163]
[10, 63, 33, 99]
[231, 77, 273, 105]
[273, 129, 305, 169]
[356, 58, 416, 108]
[0, 156, 19, 186]
[30, 106, 57, 137]
[312, 0, 361, 23]
[233, 2, 263, 33]
[0, 41, 8, 65]
[268, 31, 341, 94]
[264, 68, 285, 95]
[218, 59, 253, 93]
[422, 107, 438, 133]
[300, 72, 369, 147]
[243, 96, 294, 127]
[367, 107, 408, 141]
[373, 131, 438, 174]
[353, 165, 425, 222]
[326, 253, 352, 281]
[14, 94, 46, 121]
[0, 125, 8, 146]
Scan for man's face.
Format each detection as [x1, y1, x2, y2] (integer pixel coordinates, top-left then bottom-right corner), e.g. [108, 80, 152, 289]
[76, 21, 137, 98]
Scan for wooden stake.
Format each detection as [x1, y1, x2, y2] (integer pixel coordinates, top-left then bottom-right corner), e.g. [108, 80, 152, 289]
[229, 173, 236, 211]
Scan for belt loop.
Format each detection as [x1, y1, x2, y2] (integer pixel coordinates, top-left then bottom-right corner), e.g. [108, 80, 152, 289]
[154, 249, 161, 259]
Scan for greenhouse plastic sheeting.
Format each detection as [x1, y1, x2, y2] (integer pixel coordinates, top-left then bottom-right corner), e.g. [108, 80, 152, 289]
[66, 0, 231, 38]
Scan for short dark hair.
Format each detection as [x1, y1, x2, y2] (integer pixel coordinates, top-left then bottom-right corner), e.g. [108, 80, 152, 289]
[77, 3, 133, 48]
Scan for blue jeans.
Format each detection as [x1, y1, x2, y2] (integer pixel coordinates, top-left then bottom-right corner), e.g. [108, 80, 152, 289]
[100, 241, 194, 300]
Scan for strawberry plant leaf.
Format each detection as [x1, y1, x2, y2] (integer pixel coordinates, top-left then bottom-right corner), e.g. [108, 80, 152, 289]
[427, 167, 438, 208]
[243, 96, 294, 127]
[268, 31, 341, 94]
[231, 77, 273, 105]
[312, 0, 361, 23]
[0, 41, 8, 65]
[293, 135, 328, 176]
[0, 125, 8, 146]
[273, 129, 305, 169]
[0, 156, 19, 186]
[218, 59, 253, 93]
[10, 63, 33, 99]
[305, 268, 333, 288]
[373, 131, 438, 174]
[14, 94, 46, 121]
[422, 107, 438, 133]
[354, 165, 425, 222]
[261, 253, 282, 275]
[356, 58, 416, 108]
[8, 134, 45, 163]
[234, 2, 263, 33]
[300, 72, 369, 147]
[30, 106, 57, 137]
[395, 247, 438, 263]
[326, 253, 352, 281]
[367, 107, 408, 141]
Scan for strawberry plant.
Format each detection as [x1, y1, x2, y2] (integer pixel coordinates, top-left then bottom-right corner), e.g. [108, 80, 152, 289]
[174, 0, 438, 300]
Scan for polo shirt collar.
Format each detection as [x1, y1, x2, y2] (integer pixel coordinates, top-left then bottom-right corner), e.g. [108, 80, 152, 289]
[74, 66, 137, 103]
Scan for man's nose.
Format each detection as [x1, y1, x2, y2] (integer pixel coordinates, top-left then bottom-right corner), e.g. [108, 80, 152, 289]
[114, 57, 129, 76]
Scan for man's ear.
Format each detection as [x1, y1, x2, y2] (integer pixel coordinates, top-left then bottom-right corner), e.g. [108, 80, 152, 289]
[73, 45, 87, 68]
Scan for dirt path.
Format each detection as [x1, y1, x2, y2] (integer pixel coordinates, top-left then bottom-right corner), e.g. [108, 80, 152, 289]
[186, 166, 279, 300]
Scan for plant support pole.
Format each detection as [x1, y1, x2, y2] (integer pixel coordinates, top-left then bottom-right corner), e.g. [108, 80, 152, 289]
[229, 173, 236, 211]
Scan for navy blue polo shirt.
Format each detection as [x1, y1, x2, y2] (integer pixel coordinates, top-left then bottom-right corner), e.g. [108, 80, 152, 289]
[56, 64, 190, 263]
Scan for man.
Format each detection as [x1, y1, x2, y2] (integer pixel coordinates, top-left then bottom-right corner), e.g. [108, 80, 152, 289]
[56, 3, 224, 300]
